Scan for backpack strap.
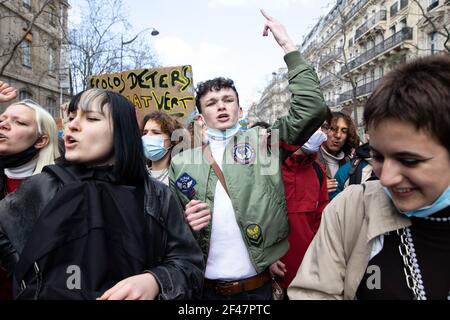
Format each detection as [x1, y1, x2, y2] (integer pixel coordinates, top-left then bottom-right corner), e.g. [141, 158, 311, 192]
[203, 144, 230, 196]
[42, 165, 80, 185]
[348, 158, 363, 185]
[312, 161, 324, 188]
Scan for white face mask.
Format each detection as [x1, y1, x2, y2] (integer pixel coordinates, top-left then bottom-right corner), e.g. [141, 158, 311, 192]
[383, 186, 450, 218]
[302, 129, 328, 154]
[206, 122, 241, 141]
[142, 135, 169, 161]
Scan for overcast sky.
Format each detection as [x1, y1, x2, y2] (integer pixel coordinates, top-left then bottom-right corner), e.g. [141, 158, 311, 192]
[71, 0, 333, 111]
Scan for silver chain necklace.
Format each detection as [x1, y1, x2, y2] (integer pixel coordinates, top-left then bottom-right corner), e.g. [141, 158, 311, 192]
[423, 216, 450, 222]
[397, 226, 450, 300]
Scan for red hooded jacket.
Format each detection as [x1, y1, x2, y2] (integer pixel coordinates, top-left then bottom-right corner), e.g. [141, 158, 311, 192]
[279, 151, 329, 289]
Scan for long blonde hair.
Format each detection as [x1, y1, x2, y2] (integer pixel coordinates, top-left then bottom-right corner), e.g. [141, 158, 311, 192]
[7, 99, 60, 174]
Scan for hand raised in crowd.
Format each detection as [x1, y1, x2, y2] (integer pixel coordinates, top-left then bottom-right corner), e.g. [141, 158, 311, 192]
[327, 178, 338, 193]
[97, 273, 160, 300]
[261, 9, 297, 54]
[185, 200, 211, 232]
[270, 260, 287, 278]
[0, 81, 18, 103]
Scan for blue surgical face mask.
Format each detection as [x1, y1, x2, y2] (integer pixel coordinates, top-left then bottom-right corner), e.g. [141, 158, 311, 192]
[383, 186, 450, 218]
[206, 122, 241, 141]
[142, 135, 170, 161]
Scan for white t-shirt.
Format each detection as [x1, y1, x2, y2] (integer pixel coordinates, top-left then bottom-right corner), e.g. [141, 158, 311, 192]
[150, 168, 169, 186]
[204, 137, 257, 281]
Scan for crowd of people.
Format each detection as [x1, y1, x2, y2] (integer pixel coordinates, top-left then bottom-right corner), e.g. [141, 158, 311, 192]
[0, 10, 449, 300]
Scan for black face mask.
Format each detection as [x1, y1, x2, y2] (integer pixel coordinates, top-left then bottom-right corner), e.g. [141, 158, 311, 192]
[0, 144, 40, 170]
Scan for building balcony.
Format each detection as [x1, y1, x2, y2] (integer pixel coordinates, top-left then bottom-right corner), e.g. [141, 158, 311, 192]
[325, 99, 339, 108]
[302, 40, 318, 57]
[320, 75, 335, 87]
[338, 78, 380, 104]
[340, 27, 413, 76]
[321, 26, 340, 46]
[344, 0, 370, 22]
[320, 74, 336, 87]
[319, 48, 343, 67]
[355, 10, 387, 41]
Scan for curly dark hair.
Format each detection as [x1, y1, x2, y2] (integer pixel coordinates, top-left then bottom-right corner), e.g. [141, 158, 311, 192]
[330, 112, 359, 157]
[195, 77, 240, 113]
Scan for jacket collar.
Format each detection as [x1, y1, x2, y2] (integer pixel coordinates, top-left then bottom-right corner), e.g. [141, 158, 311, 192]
[363, 181, 412, 242]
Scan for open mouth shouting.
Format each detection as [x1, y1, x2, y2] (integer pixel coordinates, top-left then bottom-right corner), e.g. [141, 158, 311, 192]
[217, 114, 230, 123]
[64, 135, 78, 148]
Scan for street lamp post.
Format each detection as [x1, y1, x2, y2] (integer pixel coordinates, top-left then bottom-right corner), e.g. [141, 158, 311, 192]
[120, 27, 159, 72]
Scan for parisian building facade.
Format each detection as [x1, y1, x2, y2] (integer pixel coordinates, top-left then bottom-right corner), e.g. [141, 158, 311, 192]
[247, 68, 289, 126]
[0, 0, 70, 121]
[249, 0, 449, 139]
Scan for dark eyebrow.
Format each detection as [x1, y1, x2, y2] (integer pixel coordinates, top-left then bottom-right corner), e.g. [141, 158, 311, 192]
[370, 146, 432, 159]
[205, 98, 218, 103]
[83, 110, 106, 117]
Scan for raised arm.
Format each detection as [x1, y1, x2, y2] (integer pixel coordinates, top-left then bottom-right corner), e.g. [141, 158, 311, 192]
[261, 9, 297, 54]
[261, 10, 327, 152]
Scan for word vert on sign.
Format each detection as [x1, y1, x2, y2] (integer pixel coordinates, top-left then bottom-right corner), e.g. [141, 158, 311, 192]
[89, 65, 196, 126]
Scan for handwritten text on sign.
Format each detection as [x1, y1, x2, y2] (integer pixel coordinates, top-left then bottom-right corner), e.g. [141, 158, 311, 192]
[89, 65, 195, 125]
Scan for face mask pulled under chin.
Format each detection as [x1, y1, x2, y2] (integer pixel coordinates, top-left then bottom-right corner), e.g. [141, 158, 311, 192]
[142, 135, 170, 161]
[382, 186, 450, 218]
[206, 122, 241, 141]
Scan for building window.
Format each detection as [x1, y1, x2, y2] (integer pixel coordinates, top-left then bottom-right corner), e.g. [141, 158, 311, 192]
[390, 2, 398, 17]
[428, 0, 439, 11]
[49, 6, 57, 26]
[49, 47, 56, 75]
[21, 40, 32, 67]
[429, 32, 438, 54]
[46, 97, 57, 117]
[19, 90, 33, 100]
[23, 0, 31, 10]
[400, 0, 409, 10]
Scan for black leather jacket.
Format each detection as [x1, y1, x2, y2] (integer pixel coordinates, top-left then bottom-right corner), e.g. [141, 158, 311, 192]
[0, 172, 204, 300]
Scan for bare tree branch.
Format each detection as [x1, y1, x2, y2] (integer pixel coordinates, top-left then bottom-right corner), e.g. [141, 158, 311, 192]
[0, 0, 52, 75]
[69, 0, 159, 93]
[412, 0, 450, 52]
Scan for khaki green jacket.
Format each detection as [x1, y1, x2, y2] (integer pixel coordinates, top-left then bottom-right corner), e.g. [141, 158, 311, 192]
[288, 181, 411, 299]
[170, 51, 327, 274]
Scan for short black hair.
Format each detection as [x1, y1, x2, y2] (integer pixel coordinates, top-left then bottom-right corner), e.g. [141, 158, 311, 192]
[68, 89, 147, 182]
[364, 54, 450, 154]
[195, 77, 239, 113]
